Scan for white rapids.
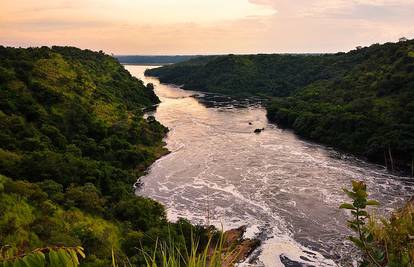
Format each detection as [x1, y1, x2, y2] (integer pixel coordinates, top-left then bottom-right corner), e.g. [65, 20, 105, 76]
[126, 65, 414, 267]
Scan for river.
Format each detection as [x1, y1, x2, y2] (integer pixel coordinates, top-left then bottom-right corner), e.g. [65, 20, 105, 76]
[126, 65, 414, 267]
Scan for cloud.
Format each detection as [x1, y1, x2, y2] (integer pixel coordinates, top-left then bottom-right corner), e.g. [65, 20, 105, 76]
[329, 2, 414, 21]
[245, 0, 414, 52]
[8, 19, 109, 32]
[248, 0, 414, 20]
[0, 15, 267, 54]
[0, 0, 413, 54]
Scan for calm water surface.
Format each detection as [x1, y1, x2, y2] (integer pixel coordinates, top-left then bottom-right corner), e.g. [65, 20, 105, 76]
[126, 65, 414, 267]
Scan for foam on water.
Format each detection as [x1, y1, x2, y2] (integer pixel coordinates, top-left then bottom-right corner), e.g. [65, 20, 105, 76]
[126, 65, 414, 267]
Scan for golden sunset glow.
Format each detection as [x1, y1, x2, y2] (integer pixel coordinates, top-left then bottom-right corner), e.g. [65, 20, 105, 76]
[1, 0, 414, 54]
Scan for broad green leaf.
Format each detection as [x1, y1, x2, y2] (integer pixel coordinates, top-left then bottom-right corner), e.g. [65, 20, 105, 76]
[12, 259, 26, 267]
[68, 250, 80, 266]
[343, 189, 357, 200]
[48, 250, 63, 267]
[22, 252, 45, 267]
[56, 249, 73, 267]
[339, 203, 355, 210]
[366, 200, 379, 206]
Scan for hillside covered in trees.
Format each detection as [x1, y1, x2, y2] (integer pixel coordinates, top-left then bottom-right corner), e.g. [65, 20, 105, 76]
[0, 46, 210, 266]
[145, 40, 414, 173]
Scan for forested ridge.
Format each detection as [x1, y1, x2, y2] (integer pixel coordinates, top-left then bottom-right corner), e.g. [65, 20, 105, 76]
[115, 55, 198, 65]
[0, 46, 210, 266]
[146, 40, 414, 173]
[1, 43, 413, 267]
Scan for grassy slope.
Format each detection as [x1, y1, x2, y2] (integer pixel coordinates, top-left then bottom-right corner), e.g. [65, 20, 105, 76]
[0, 46, 208, 266]
[145, 41, 414, 173]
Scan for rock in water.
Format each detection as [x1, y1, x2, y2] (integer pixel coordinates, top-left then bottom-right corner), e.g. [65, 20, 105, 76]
[222, 226, 261, 266]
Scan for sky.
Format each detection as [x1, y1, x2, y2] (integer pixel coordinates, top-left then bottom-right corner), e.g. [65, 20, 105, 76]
[1, 0, 414, 55]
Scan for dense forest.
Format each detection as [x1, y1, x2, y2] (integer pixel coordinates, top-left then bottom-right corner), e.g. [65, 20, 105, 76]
[0, 46, 211, 266]
[146, 40, 414, 173]
[1, 44, 413, 267]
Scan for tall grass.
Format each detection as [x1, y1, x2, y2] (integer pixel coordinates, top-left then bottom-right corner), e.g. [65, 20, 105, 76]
[113, 231, 238, 267]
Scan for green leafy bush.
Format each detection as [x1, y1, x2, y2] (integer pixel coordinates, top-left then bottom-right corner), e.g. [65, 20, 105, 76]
[0, 246, 85, 267]
[341, 181, 414, 266]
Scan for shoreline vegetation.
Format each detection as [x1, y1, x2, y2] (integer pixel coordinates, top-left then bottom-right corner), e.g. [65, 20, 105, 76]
[0, 45, 412, 266]
[0, 46, 258, 266]
[145, 39, 414, 175]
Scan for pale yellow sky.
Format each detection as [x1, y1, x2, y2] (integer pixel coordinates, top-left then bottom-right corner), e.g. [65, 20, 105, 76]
[1, 0, 413, 54]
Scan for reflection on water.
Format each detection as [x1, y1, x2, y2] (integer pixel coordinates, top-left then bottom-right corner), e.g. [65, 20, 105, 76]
[126, 65, 414, 267]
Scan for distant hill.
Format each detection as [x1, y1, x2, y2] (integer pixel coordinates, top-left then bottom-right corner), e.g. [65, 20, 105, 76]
[115, 55, 200, 65]
[145, 40, 414, 174]
[145, 53, 360, 97]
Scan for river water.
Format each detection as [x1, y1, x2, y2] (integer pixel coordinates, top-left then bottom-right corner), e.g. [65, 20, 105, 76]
[126, 65, 414, 267]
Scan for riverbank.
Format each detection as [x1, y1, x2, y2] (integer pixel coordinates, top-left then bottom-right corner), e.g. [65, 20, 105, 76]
[129, 64, 414, 266]
[0, 46, 215, 266]
[144, 39, 414, 174]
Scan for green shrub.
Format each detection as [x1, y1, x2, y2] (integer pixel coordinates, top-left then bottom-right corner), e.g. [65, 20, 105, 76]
[341, 181, 414, 266]
[64, 183, 106, 214]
